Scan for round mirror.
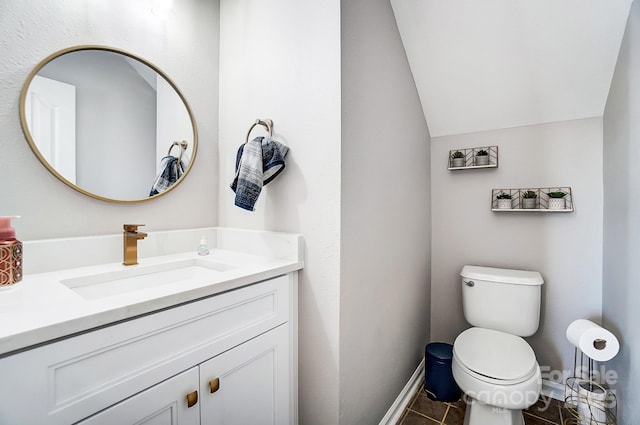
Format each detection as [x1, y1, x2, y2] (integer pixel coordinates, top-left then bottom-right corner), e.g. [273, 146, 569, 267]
[19, 45, 198, 203]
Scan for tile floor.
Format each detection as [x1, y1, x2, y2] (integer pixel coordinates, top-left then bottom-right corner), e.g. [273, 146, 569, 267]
[396, 384, 572, 425]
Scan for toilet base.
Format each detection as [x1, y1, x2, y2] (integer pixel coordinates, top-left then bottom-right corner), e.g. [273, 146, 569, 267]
[463, 396, 524, 425]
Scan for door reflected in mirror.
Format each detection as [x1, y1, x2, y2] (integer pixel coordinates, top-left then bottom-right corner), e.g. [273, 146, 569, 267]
[20, 45, 198, 203]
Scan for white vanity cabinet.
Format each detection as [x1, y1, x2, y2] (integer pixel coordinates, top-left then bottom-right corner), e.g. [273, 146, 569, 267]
[0, 273, 298, 425]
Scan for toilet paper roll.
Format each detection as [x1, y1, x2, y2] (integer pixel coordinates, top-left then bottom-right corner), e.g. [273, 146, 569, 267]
[566, 319, 620, 362]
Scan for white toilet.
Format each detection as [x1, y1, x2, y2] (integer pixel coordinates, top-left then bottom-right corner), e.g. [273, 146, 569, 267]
[452, 265, 544, 425]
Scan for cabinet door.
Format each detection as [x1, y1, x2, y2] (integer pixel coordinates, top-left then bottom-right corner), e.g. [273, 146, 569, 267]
[77, 367, 200, 425]
[200, 324, 290, 425]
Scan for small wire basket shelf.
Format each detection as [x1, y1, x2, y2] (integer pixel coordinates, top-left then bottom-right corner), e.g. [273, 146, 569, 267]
[491, 187, 574, 212]
[448, 145, 498, 169]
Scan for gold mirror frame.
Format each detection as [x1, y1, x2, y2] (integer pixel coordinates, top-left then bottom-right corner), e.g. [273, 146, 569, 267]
[19, 45, 198, 203]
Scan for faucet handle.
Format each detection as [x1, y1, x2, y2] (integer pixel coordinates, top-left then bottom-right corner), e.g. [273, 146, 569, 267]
[124, 224, 145, 232]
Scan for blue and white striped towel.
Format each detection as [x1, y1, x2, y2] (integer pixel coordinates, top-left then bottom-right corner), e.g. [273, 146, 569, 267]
[149, 155, 185, 196]
[230, 136, 289, 211]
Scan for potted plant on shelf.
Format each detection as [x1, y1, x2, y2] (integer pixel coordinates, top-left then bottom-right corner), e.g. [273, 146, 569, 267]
[547, 191, 567, 210]
[496, 191, 512, 209]
[451, 151, 466, 167]
[475, 149, 489, 166]
[521, 190, 538, 209]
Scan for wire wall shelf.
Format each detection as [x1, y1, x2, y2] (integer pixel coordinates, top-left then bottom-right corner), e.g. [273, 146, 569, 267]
[448, 145, 498, 170]
[491, 187, 574, 212]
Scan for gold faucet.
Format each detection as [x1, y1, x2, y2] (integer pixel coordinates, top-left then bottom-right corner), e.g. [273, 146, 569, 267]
[123, 224, 148, 266]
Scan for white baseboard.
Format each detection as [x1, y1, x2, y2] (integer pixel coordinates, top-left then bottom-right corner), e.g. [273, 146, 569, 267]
[378, 359, 425, 425]
[542, 379, 565, 401]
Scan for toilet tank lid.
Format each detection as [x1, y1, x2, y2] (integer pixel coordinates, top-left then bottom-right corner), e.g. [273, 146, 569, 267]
[461, 265, 543, 286]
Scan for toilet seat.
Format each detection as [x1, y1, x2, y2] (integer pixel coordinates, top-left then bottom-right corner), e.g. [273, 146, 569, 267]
[453, 327, 538, 384]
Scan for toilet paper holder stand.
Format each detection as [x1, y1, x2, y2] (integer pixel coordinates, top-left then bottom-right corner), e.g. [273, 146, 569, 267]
[564, 347, 617, 425]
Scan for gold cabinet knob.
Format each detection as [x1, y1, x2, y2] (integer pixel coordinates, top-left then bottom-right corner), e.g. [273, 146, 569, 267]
[186, 390, 198, 408]
[209, 378, 220, 393]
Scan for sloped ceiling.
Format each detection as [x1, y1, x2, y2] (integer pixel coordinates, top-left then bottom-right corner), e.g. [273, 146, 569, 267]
[391, 0, 633, 137]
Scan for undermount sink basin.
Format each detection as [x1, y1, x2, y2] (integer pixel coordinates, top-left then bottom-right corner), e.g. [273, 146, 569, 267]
[61, 258, 236, 300]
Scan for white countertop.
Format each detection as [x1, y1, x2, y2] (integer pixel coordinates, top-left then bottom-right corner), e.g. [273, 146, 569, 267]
[0, 228, 304, 356]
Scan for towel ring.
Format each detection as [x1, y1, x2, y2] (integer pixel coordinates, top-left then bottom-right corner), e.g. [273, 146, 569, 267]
[245, 119, 273, 143]
[167, 140, 188, 164]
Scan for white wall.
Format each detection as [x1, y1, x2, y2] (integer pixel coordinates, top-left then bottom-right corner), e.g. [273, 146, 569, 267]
[340, 0, 431, 423]
[603, 2, 640, 423]
[0, 0, 219, 238]
[219, 2, 432, 423]
[217, 1, 342, 423]
[430, 118, 604, 378]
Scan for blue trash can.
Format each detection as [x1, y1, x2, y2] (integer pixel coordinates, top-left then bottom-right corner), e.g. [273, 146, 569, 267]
[424, 342, 461, 402]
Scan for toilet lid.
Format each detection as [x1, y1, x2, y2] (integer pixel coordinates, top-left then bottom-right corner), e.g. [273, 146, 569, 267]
[453, 328, 537, 381]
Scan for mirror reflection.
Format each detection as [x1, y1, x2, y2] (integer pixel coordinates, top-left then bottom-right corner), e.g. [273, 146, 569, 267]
[20, 46, 197, 202]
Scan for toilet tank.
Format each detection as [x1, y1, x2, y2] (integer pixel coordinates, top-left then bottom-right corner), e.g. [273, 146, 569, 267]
[460, 265, 544, 337]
